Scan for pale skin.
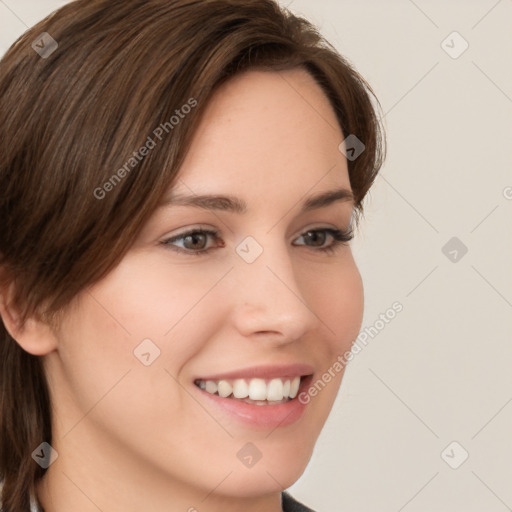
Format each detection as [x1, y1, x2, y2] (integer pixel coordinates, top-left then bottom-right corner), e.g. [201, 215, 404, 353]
[1, 68, 364, 512]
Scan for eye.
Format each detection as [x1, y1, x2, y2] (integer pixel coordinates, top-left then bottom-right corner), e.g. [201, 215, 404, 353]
[160, 227, 353, 256]
[161, 228, 222, 255]
[293, 228, 353, 254]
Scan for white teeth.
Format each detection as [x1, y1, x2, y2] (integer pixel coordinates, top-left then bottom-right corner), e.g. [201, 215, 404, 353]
[217, 380, 232, 398]
[205, 380, 218, 394]
[290, 376, 300, 399]
[232, 379, 249, 398]
[196, 375, 304, 401]
[283, 379, 291, 398]
[248, 378, 267, 400]
[267, 378, 284, 401]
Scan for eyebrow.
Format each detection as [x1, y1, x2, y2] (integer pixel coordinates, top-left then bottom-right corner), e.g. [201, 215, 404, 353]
[161, 187, 354, 214]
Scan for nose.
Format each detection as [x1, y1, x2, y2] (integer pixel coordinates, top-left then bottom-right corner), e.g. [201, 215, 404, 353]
[228, 243, 322, 344]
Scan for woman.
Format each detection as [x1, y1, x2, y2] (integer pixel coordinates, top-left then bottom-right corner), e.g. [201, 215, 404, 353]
[0, 0, 385, 510]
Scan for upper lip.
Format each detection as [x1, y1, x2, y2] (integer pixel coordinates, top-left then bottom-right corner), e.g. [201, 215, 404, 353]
[195, 363, 314, 381]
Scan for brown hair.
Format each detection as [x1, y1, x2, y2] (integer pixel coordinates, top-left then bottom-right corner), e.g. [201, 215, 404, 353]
[0, 0, 385, 509]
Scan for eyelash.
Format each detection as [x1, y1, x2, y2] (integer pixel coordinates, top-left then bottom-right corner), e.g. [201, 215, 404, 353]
[161, 227, 354, 256]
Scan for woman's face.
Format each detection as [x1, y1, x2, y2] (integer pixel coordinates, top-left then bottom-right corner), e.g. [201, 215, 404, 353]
[41, 68, 364, 508]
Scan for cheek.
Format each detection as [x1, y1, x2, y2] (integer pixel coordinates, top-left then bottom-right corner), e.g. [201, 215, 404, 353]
[298, 256, 363, 417]
[53, 276, 223, 467]
[305, 255, 364, 354]
[53, 256, 225, 424]
[83, 252, 233, 352]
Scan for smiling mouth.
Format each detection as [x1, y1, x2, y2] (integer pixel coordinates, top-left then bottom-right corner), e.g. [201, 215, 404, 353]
[194, 375, 308, 405]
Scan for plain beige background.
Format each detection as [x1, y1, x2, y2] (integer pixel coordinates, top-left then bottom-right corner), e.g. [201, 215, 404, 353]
[1, 1, 511, 511]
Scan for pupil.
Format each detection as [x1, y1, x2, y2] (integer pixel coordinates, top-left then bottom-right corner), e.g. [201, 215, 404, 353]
[185, 233, 206, 249]
[306, 231, 325, 246]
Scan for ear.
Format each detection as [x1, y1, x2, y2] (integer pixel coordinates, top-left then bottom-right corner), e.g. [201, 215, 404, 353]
[0, 280, 58, 356]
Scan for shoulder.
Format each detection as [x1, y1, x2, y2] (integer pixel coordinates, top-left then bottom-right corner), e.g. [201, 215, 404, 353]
[282, 491, 317, 512]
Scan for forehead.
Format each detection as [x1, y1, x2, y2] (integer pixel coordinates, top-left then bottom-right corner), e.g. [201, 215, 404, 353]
[172, 68, 350, 203]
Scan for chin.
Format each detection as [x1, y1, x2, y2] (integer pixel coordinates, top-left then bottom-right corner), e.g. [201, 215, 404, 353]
[218, 460, 310, 498]
[223, 435, 316, 497]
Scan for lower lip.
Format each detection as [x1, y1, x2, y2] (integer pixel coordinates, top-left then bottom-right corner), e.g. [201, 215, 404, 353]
[195, 375, 313, 429]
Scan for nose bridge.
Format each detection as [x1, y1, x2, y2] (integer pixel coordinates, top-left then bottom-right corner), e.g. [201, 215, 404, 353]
[229, 238, 319, 340]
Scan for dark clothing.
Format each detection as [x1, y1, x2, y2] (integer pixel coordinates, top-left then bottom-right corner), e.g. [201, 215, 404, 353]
[282, 492, 316, 512]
